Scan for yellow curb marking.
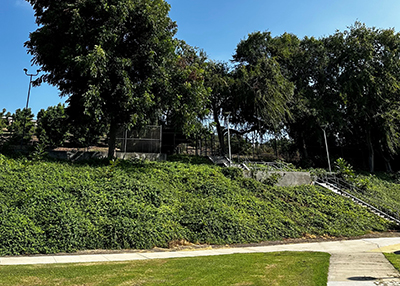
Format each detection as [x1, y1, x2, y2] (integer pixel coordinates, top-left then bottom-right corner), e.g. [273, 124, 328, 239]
[369, 243, 400, 253]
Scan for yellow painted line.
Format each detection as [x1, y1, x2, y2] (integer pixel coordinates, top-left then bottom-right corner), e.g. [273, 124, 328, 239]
[369, 244, 400, 253]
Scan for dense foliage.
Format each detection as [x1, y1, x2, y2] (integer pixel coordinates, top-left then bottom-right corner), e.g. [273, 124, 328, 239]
[0, 154, 393, 256]
[25, 0, 211, 158]
[0, 109, 7, 135]
[344, 172, 400, 221]
[5, 0, 397, 170]
[234, 23, 400, 171]
[7, 108, 35, 145]
[36, 104, 69, 147]
[17, 0, 400, 171]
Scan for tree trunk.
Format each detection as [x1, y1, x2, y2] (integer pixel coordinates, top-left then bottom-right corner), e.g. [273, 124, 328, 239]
[274, 126, 279, 159]
[299, 135, 308, 160]
[108, 121, 118, 159]
[366, 129, 375, 173]
[383, 156, 393, 173]
[380, 150, 393, 173]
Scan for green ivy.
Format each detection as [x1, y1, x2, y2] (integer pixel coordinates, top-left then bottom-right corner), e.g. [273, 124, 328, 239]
[0, 155, 395, 255]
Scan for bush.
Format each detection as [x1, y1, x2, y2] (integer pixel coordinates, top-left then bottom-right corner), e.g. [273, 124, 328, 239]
[221, 167, 243, 180]
[334, 158, 371, 191]
[335, 158, 355, 179]
[167, 154, 212, 165]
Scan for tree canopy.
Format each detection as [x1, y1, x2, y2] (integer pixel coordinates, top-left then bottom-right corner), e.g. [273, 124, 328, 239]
[231, 23, 400, 171]
[328, 22, 400, 172]
[36, 104, 69, 147]
[8, 108, 35, 145]
[25, 0, 179, 157]
[21, 6, 400, 172]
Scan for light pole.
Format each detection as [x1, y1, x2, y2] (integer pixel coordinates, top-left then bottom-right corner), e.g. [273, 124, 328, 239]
[225, 112, 232, 166]
[20, 68, 40, 149]
[321, 124, 332, 173]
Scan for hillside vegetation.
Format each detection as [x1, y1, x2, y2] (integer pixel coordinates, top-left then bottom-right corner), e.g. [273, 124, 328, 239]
[347, 173, 400, 221]
[0, 154, 395, 256]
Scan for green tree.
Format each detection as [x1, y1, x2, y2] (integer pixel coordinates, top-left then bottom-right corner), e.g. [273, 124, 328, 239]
[232, 57, 294, 134]
[0, 109, 7, 135]
[36, 104, 69, 148]
[232, 33, 294, 139]
[0, 109, 9, 146]
[232, 25, 400, 171]
[160, 40, 210, 137]
[25, 0, 178, 158]
[328, 22, 400, 172]
[281, 35, 344, 165]
[8, 108, 35, 145]
[154, 41, 211, 154]
[204, 61, 233, 155]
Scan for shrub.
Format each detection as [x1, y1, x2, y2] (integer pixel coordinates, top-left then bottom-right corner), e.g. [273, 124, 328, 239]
[335, 158, 355, 179]
[221, 167, 243, 180]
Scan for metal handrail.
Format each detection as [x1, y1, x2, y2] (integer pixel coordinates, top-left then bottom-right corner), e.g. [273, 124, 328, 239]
[244, 160, 295, 171]
[319, 174, 400, 217]
[316, 174, 400, 225]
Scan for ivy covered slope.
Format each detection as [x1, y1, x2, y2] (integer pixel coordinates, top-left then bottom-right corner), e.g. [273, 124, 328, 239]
[355, 172, 400, 219]
[0, 154, 394, 256]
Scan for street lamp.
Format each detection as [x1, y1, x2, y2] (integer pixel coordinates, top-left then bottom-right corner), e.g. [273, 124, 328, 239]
[321, 124, 332, 173]
[23, 68, 40, 110]
[20, 68, 40, 149]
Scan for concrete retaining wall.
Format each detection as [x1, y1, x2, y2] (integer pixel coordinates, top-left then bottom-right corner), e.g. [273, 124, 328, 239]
[47, 151, 105, 161]
[243, 170, 312, 187]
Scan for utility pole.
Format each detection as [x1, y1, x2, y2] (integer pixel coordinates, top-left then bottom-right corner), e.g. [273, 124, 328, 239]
[226, 112, 231, 166]
[321, 124, 332, 173]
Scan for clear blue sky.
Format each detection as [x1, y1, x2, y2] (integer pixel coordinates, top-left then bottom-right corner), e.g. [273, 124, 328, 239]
[2, 0, 400, 117]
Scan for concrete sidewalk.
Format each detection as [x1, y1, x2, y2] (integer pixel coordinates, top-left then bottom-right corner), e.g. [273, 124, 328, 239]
[2, 237, 400, 285]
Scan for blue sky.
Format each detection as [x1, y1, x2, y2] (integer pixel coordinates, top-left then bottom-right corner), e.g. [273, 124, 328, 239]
[2, 0, 400, 117]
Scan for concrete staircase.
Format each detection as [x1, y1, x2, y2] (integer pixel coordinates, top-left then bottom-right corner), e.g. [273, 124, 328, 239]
[315, 175, 400, 225]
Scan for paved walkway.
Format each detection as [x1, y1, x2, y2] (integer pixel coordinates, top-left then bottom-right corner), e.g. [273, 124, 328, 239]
[2, 237, 400, 285]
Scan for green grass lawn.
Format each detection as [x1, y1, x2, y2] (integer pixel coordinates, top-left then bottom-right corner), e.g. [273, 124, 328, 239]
[384, 253, 400, 272]
[0, 252, 330, 286]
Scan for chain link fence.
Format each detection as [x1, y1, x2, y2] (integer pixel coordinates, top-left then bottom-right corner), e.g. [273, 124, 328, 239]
[116, 125, 162, 154]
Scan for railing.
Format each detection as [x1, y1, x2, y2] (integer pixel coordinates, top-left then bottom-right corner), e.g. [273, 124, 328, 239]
[209, 155, 250, 170]
[243, 160, 295, 172]
[316, 174, 400, 225]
